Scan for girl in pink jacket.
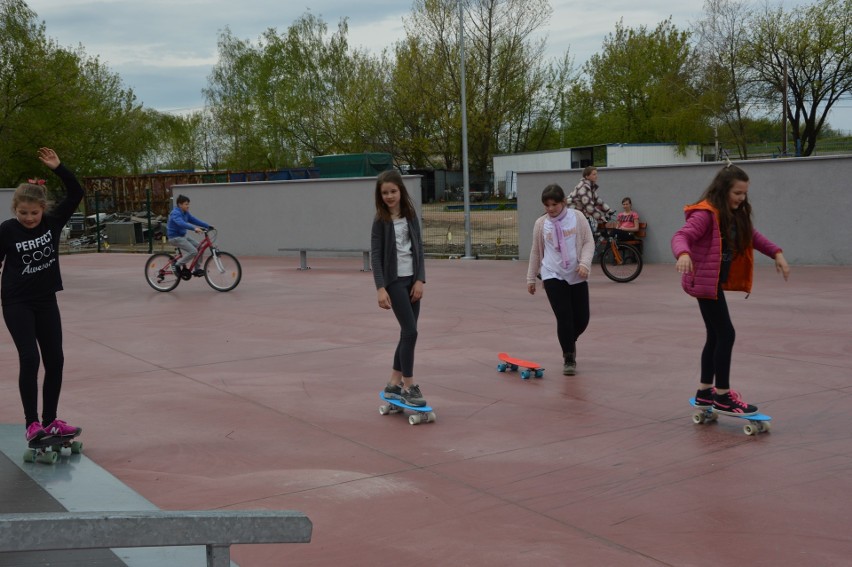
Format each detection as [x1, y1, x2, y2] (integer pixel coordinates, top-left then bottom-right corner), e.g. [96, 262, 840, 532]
[527, 184, 595, 375]
[672, 165, 790, 415]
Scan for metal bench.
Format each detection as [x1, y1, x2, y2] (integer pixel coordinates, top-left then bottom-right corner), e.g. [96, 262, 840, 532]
[278, 248, 370, 271]
[0, 510, 312, 567]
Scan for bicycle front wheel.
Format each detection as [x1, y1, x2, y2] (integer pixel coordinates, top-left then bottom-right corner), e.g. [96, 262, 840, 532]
[600, 243, 643, 283]
[205, 251, 242, 292]
[145, 253, 180, 292]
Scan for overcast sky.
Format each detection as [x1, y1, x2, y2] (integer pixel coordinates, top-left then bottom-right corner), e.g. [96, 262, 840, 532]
[25, 0, 851, 132]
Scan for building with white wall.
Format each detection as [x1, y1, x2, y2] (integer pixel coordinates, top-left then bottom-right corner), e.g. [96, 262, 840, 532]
[494, 143, 705, 197]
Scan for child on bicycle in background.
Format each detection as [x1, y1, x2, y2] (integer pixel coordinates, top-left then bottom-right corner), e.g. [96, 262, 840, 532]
[527, 184, 595, 376]
[371, 170, 427, 407]
[672, 164, 789, 416]
[0, 147, 83, 442]
[167, 195, 212, 277]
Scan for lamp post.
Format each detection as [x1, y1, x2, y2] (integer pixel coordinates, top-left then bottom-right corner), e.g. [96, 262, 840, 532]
[459, 0, 473, 259]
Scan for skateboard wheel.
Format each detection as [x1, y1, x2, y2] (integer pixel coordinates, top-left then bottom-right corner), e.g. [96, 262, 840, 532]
[510, 364, 519, 371]
[379, 405, 391, 415]
[743, 424, 757, 436]
[520, 370, 531, 380]
[692, 412, 705, 424]
[409, 414, 422, 425]
[51, 444, 63, 453]
[534, 370, 544, 378]
[36, 451, 58, 464]
[70, 441, 83, 454]
[761, 422, 771, 433]
[427, 412, 436, 423]
[23, 449, 36, 463]
[497, 363, 508, 372]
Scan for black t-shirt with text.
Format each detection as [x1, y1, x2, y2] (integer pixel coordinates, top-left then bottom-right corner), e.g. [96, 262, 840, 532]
[0, 164, 84, 305]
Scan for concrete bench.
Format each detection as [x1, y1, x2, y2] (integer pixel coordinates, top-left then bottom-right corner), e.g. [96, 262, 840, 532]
[278, 248, 370, 271]
[0, 510, 312, 567]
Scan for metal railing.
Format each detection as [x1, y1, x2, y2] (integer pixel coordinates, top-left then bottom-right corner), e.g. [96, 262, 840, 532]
[0, 510, 312, 567]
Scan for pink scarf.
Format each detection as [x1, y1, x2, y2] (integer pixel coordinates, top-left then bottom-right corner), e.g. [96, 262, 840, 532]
[550, 206, 571, 269]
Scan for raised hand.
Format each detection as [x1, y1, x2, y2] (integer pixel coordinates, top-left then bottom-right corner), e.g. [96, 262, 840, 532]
[37, 147, 61, 170]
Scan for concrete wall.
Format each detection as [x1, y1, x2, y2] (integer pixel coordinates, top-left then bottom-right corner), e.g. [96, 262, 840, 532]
[173, 175, 422, 257]
[0, 189, 12, 218]
[518, 155, 852, 265]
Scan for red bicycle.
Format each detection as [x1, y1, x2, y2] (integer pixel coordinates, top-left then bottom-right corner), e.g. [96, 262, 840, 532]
[144, 229, 242, 292]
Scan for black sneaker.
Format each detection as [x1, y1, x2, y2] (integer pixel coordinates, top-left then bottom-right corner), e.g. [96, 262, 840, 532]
[401, 384, 427, 407]
[172, 264, 181, 276]
[713, 390, 758, 416]
[384, 382, 403, 399]
[694, 387, 715, 408]
[192, 268, 205, 277]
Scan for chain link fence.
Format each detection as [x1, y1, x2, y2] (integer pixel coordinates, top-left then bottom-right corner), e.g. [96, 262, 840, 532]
[421, 201, 518, 259]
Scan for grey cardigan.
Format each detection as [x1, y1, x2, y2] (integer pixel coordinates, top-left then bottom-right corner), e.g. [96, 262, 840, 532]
[370, 216, 426, 289]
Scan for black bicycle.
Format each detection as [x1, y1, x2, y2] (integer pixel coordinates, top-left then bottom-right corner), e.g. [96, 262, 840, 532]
[594, 221, 643, 283]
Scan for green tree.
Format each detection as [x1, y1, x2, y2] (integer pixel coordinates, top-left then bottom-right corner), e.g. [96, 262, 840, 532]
[204, 15, 387, 170]
[573, 18, 710, 150]
[203, 29, 267, 169]
[0, 0, 152, 185]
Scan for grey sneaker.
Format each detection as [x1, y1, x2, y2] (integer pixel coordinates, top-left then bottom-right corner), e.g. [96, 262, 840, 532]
[384, 382, 403, 399]
[401, 384, 427, 407]
[563, 351, 576, 376]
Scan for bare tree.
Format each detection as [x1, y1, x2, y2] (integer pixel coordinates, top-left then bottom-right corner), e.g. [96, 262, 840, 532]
[695, 0, 758, 158]
[746, 0, 852, 156]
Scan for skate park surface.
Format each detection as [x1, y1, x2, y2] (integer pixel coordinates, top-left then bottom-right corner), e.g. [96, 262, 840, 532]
[1, 254, 850, 566]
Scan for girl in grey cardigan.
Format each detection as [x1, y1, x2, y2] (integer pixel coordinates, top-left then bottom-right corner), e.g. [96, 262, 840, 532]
[370, 170, 427, 406]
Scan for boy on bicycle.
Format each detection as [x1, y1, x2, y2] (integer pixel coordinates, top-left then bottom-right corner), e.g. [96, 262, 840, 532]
[167, 195, 212, 277]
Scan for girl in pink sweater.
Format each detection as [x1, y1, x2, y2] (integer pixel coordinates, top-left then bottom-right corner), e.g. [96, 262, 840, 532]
[672, 165, 789, 415]
[527, 184, 595, 375]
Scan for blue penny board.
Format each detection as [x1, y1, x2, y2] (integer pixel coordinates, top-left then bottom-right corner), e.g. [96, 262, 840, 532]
[689, 398, 771, 421]
[380, 391, 433, 413]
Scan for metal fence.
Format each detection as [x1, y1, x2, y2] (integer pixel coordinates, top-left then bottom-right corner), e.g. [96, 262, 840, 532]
[421, 201, 518, 259]
[61, 182, 522, 258]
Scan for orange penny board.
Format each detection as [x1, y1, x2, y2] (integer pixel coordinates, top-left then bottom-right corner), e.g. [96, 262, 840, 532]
[497, 352, 544, 378]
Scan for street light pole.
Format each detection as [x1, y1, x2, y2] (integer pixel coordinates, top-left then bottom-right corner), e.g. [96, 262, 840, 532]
[781, 59, 788, 156]
[459, 0, 473, 259]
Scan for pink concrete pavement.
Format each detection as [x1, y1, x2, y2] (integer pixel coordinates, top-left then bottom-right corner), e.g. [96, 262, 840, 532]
[1, 253, 851, 566]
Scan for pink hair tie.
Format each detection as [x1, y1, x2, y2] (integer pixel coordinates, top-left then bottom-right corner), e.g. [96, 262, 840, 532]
[27, 178, 46, 185]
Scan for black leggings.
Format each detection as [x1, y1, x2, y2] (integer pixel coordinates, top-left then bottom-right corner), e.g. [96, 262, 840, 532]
[696, 288, 735, 390]
[3, 298, 64, 426]
[543, 279, 590, 356]
[386, 276, 420, 378]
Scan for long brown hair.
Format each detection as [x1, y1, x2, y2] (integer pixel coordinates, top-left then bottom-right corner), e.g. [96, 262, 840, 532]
[695, 164, 753, 252]
[374, 170, 415, 222]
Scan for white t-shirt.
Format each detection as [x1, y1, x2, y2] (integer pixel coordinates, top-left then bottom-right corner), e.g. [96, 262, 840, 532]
[540, 213, 583, 285]
[393, 218, 414, 277]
